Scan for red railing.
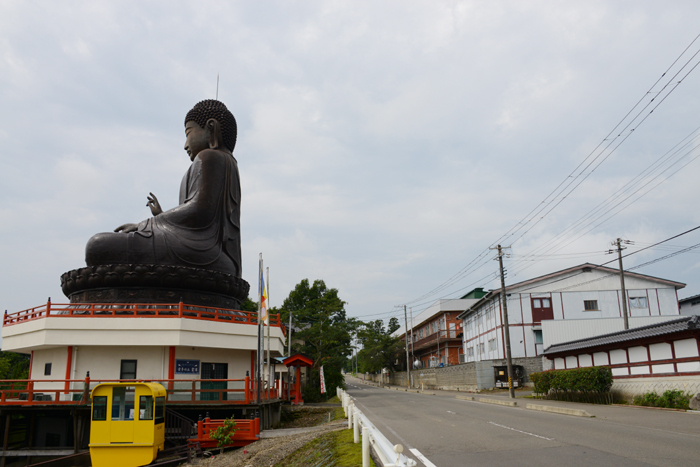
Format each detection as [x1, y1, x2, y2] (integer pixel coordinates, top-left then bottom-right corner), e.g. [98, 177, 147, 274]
[3, 301, 284, 333]
[0, 375, 287, 406]
[190, 416, 261, 448]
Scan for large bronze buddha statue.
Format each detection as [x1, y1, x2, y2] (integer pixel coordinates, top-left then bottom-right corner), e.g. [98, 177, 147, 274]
[61, 100, 249, 308]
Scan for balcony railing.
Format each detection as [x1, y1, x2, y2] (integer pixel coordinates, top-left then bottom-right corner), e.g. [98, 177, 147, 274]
[0, 375, 288, 407]
[3, 301, 283, 332]
[411, 329, 460, 351]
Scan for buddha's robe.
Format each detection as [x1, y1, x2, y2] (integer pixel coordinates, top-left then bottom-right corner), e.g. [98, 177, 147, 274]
[85, 149, 241, 277]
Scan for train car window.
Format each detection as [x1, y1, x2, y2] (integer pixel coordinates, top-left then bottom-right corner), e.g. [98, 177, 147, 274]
[139, 396, 154, 420]
[112, 386, 136, 420]
[92, 396, 107, 421]
[155, 396, 165, 424]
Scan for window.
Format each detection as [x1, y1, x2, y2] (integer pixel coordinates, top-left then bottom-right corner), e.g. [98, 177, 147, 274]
[467, 347, 474, 357]
[478, 343, 485, 354]
[532, 297, 554, 323]
[120, 360, 137, 380]
[584, 300, 599, 311]
[488, 338, 497, 351]
[465, 320, 472, 332]
[139, 396, 153, 420]
[111, 386, 135, 421]
[155, 396, 165, 424]
[630, 297, 648, 308]
[92, 396, 107, 421]
[44, 363, 52, 376]
[534, 330, 543, 344]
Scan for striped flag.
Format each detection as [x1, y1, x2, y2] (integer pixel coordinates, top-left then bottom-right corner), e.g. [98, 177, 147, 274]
[259, 258, 268, 324]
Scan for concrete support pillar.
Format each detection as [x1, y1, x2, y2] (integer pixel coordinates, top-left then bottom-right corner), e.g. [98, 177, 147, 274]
[362, 426, 370, 467]
[353, 407, 360, 443]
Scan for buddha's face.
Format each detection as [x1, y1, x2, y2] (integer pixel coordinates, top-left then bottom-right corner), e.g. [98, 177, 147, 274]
[184, 120, 209, 161]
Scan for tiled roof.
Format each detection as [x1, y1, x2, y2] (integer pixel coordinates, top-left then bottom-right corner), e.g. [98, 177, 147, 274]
[543, 315, 700, 355]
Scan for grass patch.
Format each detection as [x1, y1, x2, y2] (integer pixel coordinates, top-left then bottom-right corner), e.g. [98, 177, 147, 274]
[280, 407, 339, 428]
[332, 407, 346, 421]
[327, 395, 341, 403]
[274, 429, 376, 467]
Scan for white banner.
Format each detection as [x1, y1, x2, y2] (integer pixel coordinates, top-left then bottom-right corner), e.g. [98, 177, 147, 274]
[320, 365, 326, 394]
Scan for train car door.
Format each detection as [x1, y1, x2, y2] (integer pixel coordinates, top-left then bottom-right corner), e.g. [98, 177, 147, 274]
[110, 386, 135, 443]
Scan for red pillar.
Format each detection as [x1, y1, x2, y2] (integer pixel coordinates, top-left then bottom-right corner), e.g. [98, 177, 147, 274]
[168, 346, 176, 390]
[294, 366, 302, 405]
[64, 346, 73, 394]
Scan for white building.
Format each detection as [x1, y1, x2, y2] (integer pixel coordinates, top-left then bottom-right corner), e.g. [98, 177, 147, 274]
[458, 263, 685, 363]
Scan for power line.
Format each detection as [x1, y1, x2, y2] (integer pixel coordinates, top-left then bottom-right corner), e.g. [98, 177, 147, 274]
[398, 32, 700, 308]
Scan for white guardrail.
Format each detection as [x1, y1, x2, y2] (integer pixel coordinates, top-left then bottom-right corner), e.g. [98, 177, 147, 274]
[338, 387, 417, 467]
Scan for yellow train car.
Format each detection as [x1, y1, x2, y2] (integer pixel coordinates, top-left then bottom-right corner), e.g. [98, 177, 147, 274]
[89, 382, 166, 467]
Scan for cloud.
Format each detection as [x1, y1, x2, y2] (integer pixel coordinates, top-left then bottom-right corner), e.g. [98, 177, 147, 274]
[2, 0, 700, 323]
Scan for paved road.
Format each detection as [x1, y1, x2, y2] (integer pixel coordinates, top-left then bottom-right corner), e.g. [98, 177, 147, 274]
[344, 377, 700, 467]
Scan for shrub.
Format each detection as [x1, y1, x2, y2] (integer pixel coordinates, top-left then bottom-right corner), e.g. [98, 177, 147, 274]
[209, 417, 236, 449]
[632, 389, 690, 410]
[529, 366, 613, 395]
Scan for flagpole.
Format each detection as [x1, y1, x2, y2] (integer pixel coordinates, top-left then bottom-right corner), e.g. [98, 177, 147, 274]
[266, 266, 272, 389]
[257, 254, 263, 404]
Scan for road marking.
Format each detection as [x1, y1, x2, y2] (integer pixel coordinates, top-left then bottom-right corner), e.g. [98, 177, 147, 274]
[446, 410, 456, 415]
[410, 448, 437, 467]
[489, 422, 555, 440]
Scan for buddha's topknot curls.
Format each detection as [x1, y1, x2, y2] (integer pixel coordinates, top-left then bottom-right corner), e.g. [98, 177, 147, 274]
[185, 99, 237, 152]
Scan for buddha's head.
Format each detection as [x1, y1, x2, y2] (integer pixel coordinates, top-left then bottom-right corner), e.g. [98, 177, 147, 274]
[184, 99, 237, 160]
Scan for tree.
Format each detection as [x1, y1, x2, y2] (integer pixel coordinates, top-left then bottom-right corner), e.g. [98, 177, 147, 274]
[0, 352, 30, 390]
[239, 297, 258, 313]
[279, 279, 357, 402]
[356, 318, 403, 374]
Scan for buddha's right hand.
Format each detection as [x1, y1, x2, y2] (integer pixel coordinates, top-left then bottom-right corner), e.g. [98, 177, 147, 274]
[114, 223, 139, 233]
[147, 192, 163, 216]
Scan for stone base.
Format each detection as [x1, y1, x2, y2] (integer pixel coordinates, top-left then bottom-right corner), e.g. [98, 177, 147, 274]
[61, 264, 249, 309]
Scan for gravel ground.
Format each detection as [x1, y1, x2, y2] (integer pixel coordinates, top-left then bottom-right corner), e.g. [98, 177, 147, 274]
[182, 421, 347, 467]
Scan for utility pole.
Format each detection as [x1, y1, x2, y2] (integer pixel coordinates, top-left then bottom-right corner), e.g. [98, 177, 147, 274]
[614, 238, 630, 330]
[404, 305, 410, 389]
[492, 245, 515, 399]
[409, 307, 415, 364]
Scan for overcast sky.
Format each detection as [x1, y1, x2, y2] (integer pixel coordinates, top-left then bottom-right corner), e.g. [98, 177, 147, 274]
[2, 1, 700, 327]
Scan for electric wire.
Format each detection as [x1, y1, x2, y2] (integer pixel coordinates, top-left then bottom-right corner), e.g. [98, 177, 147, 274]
[398, 32, 700, 308]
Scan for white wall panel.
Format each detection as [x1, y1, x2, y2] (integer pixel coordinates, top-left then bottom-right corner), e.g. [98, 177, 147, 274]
[649, 342, 672, 361]
[578, 354, 593, 367]
[610, 349, 628, 364]
[677, 361, 700, 372]
[593, 352, 609, 366]
[565, 356, 577, 369]
[554, 358, 565, 369]
[612, 367, 629, 376]
[542, 316, 679, 349]
[628, 346, 648, 363]
[630, 365, 650, 375]
[674, 338, 699, 358]
[651, 364, 674, 374]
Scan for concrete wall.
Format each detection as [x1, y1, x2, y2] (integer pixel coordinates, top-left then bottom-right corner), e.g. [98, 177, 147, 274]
[360, 357, 544, 391]
[612, 375, 700, 399]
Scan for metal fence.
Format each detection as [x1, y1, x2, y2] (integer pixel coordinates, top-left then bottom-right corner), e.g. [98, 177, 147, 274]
[337, 387, 416, 467]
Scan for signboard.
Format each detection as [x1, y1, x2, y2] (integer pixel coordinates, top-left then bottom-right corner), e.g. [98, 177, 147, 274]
[320, 365, 326, 394]
[175, 359, 200, 375]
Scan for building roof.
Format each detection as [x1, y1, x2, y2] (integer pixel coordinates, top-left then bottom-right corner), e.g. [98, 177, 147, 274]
[679, 293, 700, 305]
[543, 315, 700, 356]
[505, 263, 685, 292]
